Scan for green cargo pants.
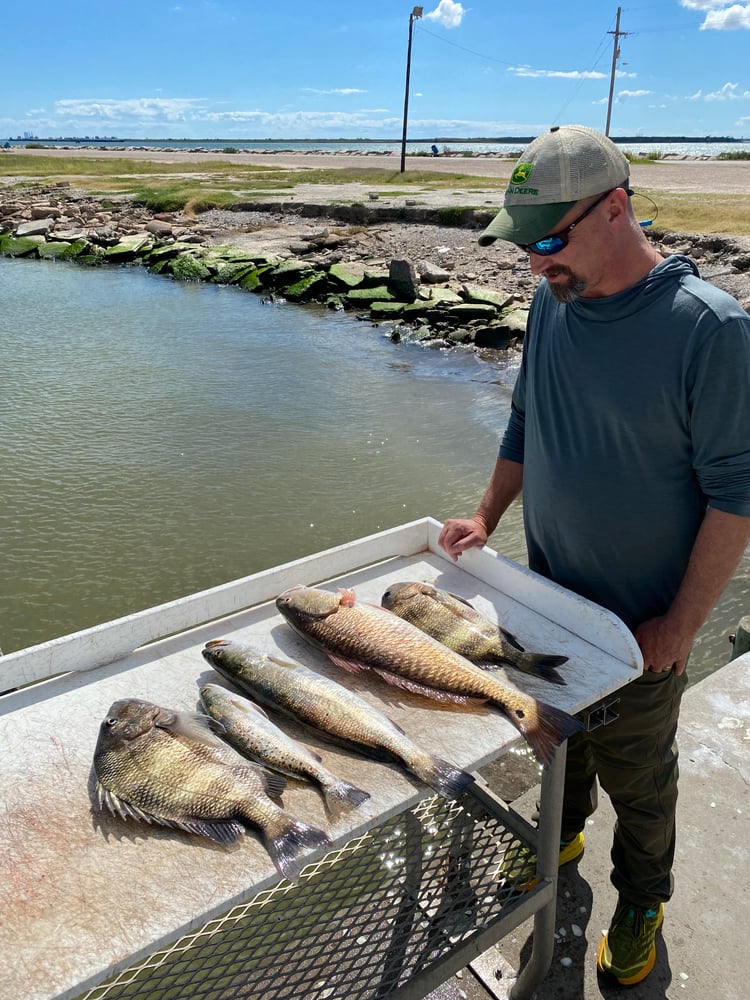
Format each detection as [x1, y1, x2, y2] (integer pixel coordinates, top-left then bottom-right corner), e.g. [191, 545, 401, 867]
[560, 667, 689, 908]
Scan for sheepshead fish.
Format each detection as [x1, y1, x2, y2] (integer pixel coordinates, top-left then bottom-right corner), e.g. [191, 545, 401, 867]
[381, 581, 568, 685]
[201, 639, 473, 800]
[199, 682, 370, 818]
[275, 586, 583, 767]
[93, 698, 330, 882]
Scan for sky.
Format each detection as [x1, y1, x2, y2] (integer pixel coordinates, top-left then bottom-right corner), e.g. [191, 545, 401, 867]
[3, 0, 750, 140]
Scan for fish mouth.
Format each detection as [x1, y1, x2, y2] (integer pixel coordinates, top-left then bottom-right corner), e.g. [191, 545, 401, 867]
[204, 638, 230, 649]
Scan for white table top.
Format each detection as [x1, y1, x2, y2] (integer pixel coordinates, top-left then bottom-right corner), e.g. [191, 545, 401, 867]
[0, 519, 641, 1000]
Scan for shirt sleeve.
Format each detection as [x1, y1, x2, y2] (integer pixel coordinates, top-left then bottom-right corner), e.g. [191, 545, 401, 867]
[690, 313, 750, 517]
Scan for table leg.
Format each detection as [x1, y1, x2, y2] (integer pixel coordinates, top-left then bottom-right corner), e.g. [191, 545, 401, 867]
[509, 742, 568, 1000]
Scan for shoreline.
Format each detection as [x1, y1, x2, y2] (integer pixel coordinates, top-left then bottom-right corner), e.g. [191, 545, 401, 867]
[3, 146, 750, 195]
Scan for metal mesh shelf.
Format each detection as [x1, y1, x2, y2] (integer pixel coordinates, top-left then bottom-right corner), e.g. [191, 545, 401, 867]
[76, 787, 539, 1000]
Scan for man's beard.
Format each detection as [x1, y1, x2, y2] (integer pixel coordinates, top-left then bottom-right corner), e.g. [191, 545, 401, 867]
[546, 267, 586, 304]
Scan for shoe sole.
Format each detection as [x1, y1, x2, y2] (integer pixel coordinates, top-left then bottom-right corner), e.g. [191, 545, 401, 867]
[511, 832, 585, 892]
[596, 905, 664, 985]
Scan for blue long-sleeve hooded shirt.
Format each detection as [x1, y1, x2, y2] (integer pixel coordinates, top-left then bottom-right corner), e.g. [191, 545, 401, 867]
[499, 254, 750, 628]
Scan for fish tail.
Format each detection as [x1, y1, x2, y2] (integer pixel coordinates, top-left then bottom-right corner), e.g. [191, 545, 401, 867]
[523, 653, 569, 686]
[513, 699, 583, 768]
[263, 816, 331, 884]
[409, 751, 475, 800]
[321, 778, 371, 818]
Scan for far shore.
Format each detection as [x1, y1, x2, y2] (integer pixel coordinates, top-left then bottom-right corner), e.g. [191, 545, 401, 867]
[3, 145, 750, 196]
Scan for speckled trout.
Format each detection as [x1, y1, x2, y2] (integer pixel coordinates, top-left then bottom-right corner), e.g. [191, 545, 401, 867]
[201, 639, 473, 800]
[199, 682, 370, 817]
[275, 586, 583, 767]
[381, 581, 568, 685]
[93, 698, 330, 882]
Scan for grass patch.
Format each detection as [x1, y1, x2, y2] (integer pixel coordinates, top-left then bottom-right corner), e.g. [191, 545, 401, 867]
[637, 189, 750, 235]
[717, 150, 750, 161]
[2, 151, 747, 234]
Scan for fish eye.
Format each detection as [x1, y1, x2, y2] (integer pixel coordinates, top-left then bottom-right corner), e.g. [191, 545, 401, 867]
[106, 717, 118, 727]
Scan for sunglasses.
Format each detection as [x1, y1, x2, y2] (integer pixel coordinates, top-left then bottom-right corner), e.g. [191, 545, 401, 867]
[518, 187, 626, 257]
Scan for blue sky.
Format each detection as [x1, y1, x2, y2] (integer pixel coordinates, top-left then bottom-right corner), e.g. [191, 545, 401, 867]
[4, 1, 750, 140]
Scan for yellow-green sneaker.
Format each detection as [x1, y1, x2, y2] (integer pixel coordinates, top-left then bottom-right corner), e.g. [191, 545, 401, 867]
[597, 900, 664, 985]
[498, 831, 585, 892]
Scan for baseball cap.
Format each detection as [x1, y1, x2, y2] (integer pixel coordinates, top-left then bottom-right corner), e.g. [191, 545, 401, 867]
[479, 125, 631, 246]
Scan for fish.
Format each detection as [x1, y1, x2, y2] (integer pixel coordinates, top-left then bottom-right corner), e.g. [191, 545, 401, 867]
[93, 697, 330, 882]
[275, 586, 584, 768]
[201, 639, 473, 800]
[199, 682, 370, 818]
[381, 581, 568, 685]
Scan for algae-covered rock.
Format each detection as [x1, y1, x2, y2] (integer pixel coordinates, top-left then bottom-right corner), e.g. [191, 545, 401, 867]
[170, 253, 212, 282]
[265, 259, 314, 289]
[444, 303, 499, 321]
[240, 265, 275, 291]
[0, 234, 44, 257]
[420, 287, 463, 305]
[39, 242, 75, 260]
[282, 271, 328, 302]
[345, 285, 396, 307]
[461, 285, 515, 310]
[328, 261, 366, 289]
[370, 301, 406, 319]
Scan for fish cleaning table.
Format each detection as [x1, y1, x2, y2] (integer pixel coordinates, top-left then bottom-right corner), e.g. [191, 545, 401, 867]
[0, 518, 641, 1000]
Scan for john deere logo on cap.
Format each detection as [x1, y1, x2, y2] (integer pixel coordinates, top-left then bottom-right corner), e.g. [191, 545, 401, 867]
[510, 162, 533, 184]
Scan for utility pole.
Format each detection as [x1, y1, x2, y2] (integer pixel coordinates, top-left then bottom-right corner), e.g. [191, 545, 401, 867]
[400, 6, 423, 173]
[605, 7, 631, 137]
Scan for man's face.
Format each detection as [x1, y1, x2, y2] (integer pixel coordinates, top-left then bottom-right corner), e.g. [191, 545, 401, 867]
[526, 191, 613, 302]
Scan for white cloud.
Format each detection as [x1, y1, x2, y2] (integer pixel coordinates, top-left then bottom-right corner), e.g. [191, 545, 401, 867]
[680, 1, 750, 29]
[618, 89, 652, 99]
[424, 1, 465, 29]
[302, 88, 367, 95]
[54, 98, 201, 121]
[689, 82, 750, 99]
[702, 4, 750, 28]
[508, 66, 606, 79]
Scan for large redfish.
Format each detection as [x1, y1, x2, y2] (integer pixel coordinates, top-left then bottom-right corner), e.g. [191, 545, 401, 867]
[93, 697, 330, 882]
[201, 639, 473, 800]
[381, 580, 568, 685]
[275, 586, 583, 767]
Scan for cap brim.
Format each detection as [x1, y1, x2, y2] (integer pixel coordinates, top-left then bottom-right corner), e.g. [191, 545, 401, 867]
[478, 200, 577, 247]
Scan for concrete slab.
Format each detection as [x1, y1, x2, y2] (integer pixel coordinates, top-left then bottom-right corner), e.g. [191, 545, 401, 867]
[430, 651, 750, 1000]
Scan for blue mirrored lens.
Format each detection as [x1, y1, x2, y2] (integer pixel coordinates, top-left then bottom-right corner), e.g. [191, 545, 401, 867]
[528, 236, 566, 256]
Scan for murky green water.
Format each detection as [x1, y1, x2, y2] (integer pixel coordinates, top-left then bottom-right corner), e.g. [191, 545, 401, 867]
[1, 257, 746, 679]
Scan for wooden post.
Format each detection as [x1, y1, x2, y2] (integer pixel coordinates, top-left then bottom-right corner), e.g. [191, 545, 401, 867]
[729, 615, 750, 660]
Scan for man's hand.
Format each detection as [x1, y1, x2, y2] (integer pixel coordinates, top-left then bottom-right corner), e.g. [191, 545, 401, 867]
[633, 615, 695, 676]
[438, 517, 489, 561]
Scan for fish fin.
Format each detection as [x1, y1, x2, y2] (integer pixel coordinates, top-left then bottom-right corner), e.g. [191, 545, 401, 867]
[337, 587, 357, 607]
[96, 784, 246, 845]
[321, 779, 370, 818]
[442, 590, 477, 610]
[263, 818, 331, 883]
[256, 767, 287, 799]
[522, 654, 569, 685]
[371, 666, 487, 706]
[155, 711, 226, 747]
[410, 754, 475, 800]
[498, 626, 526, 651]
[509, 699, 584, 768]
[325, 651, 372, 675]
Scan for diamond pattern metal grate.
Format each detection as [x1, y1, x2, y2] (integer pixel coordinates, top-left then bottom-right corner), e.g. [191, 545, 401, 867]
[75, 788, 533, 1000]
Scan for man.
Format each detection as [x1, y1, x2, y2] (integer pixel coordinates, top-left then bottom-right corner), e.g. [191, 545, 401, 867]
[439, 124, 750, 986]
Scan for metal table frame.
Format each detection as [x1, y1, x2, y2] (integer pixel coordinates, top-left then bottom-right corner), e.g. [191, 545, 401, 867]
[1, 518, 640, 1000]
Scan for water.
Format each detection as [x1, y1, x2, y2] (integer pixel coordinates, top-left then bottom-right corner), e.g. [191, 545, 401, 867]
[1, 257, 746, 681]
[6, 137, 750, 158]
